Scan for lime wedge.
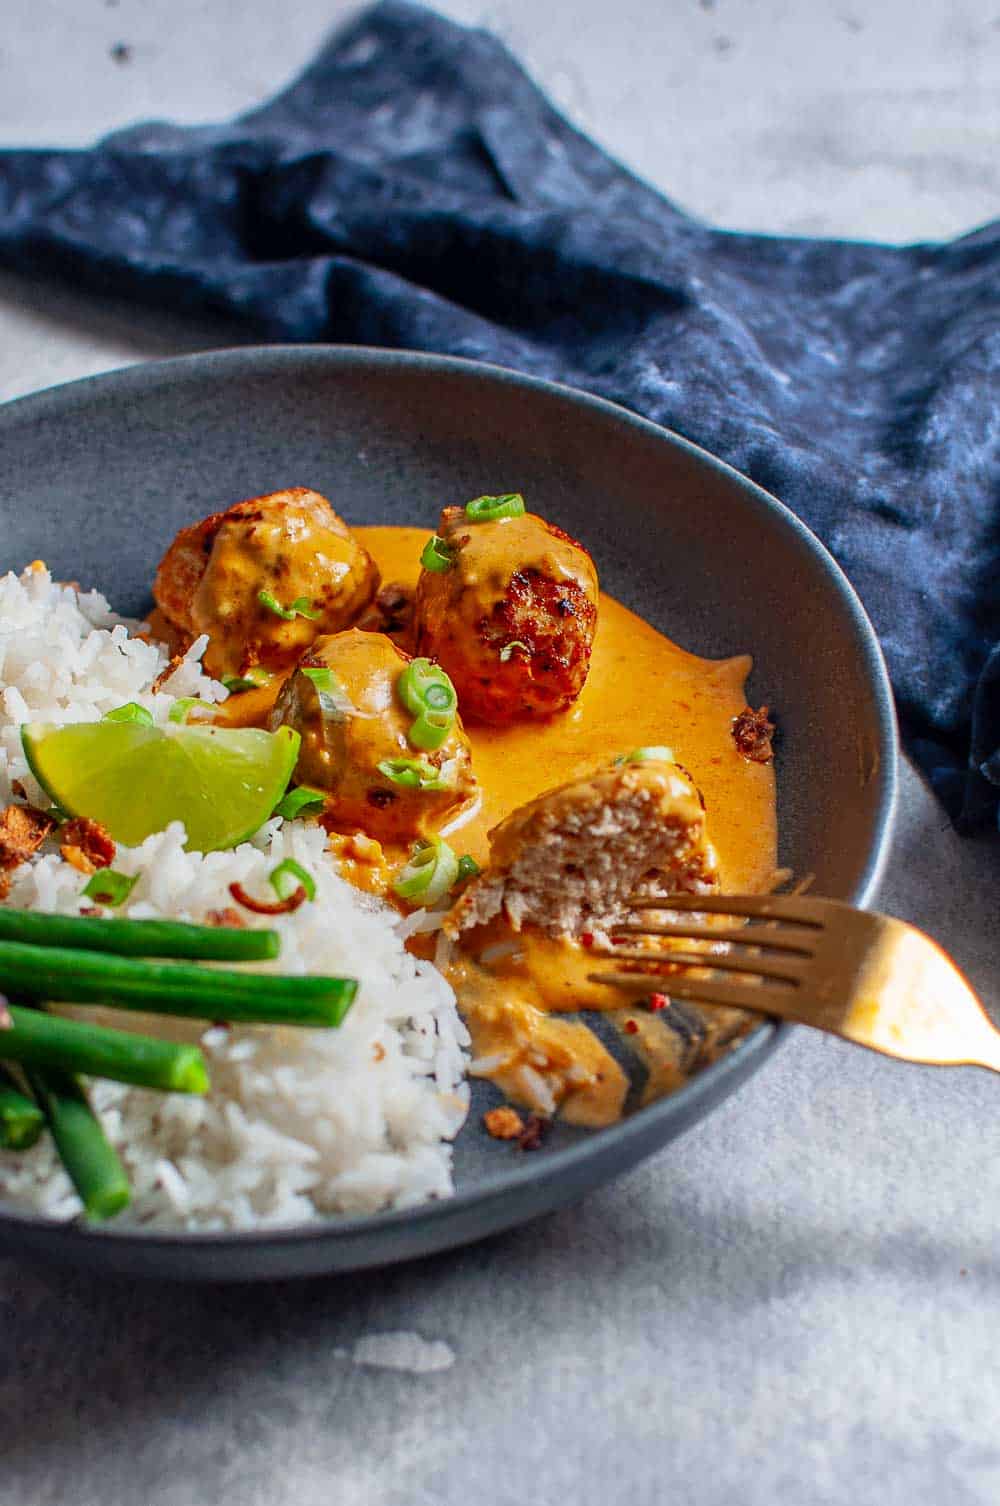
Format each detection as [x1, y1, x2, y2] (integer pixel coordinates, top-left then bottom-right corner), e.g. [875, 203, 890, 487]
[21, 722, 301, 853]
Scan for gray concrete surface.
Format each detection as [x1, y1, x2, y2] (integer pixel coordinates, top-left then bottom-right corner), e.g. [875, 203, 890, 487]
[1, 3, 999, 1503]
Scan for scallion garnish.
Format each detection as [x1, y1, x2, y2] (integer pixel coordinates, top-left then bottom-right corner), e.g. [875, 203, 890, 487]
[301, 665, 352, 723]
[499, 640, 530, 663]
[81, 870, 138, 907]
[273, 785, 327, 820]
[268, 858, 316, 904]
[455, 854, 481, 888]
[393, 837, 459, 905]
[396, 659, 458, 752]
[168, 697, 208, 724]
[103, 702, 153, 727]
[464, 493, 525, 523]
[222, 667, 272, 693]
[258, 590, 320, 622]
[376, 757, 451, 791]
[617, 746, 675, 765]
[420, 535, 455, 573]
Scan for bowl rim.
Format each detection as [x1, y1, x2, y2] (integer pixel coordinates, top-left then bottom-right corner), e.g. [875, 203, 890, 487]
[0, 343, 899, 1253]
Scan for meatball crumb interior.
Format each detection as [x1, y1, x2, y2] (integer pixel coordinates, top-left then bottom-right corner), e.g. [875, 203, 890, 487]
[448, 758, 718, 940]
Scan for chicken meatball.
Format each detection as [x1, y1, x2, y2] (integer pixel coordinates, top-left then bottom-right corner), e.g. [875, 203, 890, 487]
[269, 629, 477, 845]
[414, 496, 598, 724]
[449, 754, 718, 939]
[153, 488, 379, 680]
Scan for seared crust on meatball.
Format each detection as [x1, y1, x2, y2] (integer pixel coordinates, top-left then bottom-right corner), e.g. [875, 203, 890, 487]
[448, 758, 718, 939]
[153, 488, 379, 680]
[269, 629, 477, 845]
[414, 505, 598, 724]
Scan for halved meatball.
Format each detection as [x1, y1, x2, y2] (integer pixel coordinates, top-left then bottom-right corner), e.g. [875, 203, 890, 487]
[153, 488, 379, 680]
[269, 629, 476, 845]
[414, 501, 598, 724]
[448, 756, 718, 939]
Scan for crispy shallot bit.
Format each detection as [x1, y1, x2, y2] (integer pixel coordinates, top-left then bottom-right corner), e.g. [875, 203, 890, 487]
[517, 1113, 549, 1152]
[732, 705, 776, 764]
[9, 781, 26, 802]
[228, 880, 308, 915]
[150, 653, 185, 693]
[59, 817, 116, 872]
[205, 907, 246, 929]
[61, 845, 96, 875]
[483, 1105, 525, 1140]
[0, 803, 56, 874]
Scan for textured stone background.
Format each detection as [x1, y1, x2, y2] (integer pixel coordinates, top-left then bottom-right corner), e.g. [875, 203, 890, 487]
[1, 4, 999, 1503]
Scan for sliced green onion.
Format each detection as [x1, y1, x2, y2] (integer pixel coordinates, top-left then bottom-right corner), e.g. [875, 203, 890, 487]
[464, 493, 525, 523]
[499, 640, 530, 663]
[269, 858, 316, 904]
[168, 697, 197, 724]
[273, 785, 327, 820]
[420, 535, 455, 573]
[408, 713, 450, 751]
[302, 666, 352, 724]
[258, 590, 320, 622]
[618, 746, 676, 765]
[396, 659, 458, 751]
[81, 870, 137, 907]
[103, 702, 153, 727]
[397, 659, 457, 719]
[393, 837, 459, 905]
[290, 597, 320, 619]
[222, 667, 272, 693]
[376, 757, 451, 791]
[455, 854, 481, 888]
[168, 697, 210, 724]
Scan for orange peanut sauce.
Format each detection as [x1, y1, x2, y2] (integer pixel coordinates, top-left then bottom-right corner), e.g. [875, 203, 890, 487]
[209, 524, 777, 1127]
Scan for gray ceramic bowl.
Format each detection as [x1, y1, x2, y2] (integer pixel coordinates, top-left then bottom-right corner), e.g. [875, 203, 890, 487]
[0, 347, 896, 1280]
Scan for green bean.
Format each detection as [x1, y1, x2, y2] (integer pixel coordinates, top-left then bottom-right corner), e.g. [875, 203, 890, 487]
[0, 939, 356, 1026]
[0, 908, 281, 962]
[26, 1068, 130, 1220]
[0, 1006, 208, 1094]
[0, 1064, 44, 1151]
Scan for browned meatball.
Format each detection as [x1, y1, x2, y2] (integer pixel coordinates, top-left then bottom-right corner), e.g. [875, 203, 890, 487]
[413, 501, 598, 724]
[269, 629, 477, 845]
[153, 488, 379, 680]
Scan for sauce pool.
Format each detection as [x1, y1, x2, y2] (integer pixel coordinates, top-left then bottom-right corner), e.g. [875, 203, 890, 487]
[358, 526, 777, 890]
[212, 523, 778, 1129]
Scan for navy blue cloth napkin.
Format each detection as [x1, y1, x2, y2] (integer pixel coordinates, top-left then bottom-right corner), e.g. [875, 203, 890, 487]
[1, 2, 998, 827]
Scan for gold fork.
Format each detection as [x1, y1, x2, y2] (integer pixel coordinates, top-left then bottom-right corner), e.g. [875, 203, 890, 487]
[587, 892, 1000, 1071]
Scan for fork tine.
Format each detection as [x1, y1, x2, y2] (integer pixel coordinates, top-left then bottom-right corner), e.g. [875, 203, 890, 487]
[589, 969, 781, 1013]
[626, 892, 825, 927]
[611, 921, 816, 955]
[588, 946, 804, 983]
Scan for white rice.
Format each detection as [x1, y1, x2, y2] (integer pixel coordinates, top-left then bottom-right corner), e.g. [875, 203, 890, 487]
[0, 566, 470, 1230]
